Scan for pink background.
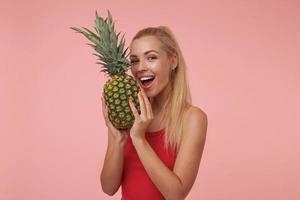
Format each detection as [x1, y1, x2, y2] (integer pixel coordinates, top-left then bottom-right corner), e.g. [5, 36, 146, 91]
[1, 0, 299, 199]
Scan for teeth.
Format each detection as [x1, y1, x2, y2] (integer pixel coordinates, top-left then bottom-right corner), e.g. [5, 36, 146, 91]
[140, 76, 155, 81]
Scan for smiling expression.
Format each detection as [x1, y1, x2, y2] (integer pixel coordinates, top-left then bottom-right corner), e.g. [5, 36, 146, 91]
[129, 36, 177, 98]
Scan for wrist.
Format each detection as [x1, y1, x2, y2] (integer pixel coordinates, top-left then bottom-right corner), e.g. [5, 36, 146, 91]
[131, 136, 146, 147]
[113, 140, 126, 149]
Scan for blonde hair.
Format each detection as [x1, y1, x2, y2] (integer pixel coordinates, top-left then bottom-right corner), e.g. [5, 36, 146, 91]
[132, 26, 192, 154]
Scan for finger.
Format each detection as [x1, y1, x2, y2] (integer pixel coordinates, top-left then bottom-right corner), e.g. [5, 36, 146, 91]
[101, 98, 111, 123]
[101, 97, 108, 119]
[137, 91, 146, 118]
[140, 89, 153, 119]
[128, 98, 140, 118]
[101, 97, 117, 130]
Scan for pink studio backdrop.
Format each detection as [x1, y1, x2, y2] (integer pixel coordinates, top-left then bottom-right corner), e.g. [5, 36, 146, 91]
[1, 0, 299, 199]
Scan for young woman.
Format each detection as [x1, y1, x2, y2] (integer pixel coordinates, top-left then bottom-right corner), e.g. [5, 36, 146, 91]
[100, 26, 208, 200]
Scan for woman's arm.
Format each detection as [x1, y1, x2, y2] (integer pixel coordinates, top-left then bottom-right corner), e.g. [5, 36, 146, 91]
[100, 97, 128, 196]
[131, 106, 207, 200]
[100, 129, 126, 195]
[133, 107, 207, 199]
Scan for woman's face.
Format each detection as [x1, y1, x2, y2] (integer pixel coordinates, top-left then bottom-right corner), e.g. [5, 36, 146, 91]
[129, 36, 177, 98]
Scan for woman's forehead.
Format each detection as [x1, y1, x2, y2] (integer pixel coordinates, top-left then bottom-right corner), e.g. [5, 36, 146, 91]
[129, 36, 163, 55]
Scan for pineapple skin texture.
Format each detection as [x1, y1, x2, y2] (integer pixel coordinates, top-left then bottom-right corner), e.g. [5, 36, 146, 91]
[103, 74, 140, 130]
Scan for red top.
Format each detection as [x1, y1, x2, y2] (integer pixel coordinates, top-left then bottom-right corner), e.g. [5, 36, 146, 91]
[121, 129, 177, 200]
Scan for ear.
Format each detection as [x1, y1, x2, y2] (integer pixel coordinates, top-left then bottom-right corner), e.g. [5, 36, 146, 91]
[171, 54, 178, 70]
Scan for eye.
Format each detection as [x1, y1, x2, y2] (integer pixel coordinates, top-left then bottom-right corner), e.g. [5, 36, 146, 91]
[130, 59, 139, 65]
[147, 56, 157, 61]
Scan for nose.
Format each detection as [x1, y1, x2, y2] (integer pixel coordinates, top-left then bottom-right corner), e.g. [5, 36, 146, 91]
[135, 60, 148, 72]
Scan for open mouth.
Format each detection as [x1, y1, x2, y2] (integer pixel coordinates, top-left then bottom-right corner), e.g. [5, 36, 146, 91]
[139, 76, 155, 88]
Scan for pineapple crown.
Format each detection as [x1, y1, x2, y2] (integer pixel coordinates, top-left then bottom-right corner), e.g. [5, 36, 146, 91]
[70, 10, 130, 76]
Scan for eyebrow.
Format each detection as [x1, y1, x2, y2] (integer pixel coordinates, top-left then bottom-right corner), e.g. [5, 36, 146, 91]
[129, 50, 159, 58]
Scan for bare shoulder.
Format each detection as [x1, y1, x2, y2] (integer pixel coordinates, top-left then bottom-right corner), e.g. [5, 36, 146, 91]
[184, 105, 208, 128]
[182, 105, 208, 140]
[185, 105, 207, 120]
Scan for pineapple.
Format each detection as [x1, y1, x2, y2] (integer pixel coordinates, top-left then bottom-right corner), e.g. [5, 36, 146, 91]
[70, 10, 140, 130]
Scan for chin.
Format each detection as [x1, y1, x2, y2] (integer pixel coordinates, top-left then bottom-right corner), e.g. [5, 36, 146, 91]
[143, 88, 157, 98]
[144, 90, 154, 97]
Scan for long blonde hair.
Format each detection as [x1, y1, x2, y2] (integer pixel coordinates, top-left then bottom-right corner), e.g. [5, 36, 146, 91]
[131, 26, 192, 154]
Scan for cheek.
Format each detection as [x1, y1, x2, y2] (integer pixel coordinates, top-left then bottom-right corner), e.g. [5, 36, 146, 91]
[157, 69, 171, 86]
[130, 67, 137, 77]
[159, 66, 171, 79]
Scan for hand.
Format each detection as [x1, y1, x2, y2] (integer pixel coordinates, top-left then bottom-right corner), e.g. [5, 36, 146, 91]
[101, 96, 128, 147]
[128, 88, 154, 142]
